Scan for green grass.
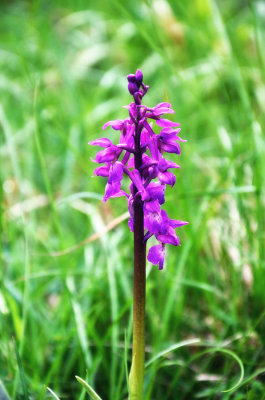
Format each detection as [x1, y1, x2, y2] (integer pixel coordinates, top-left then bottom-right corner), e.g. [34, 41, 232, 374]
[0, 0, 265, 399]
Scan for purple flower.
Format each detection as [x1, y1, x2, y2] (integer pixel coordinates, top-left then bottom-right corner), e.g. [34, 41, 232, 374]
[103, 161, 124, 202]
[160, 127, 187, 142]
[89, 69, 188, 269]
[157, 133, 181, 155]
[144, 200, 163, 234]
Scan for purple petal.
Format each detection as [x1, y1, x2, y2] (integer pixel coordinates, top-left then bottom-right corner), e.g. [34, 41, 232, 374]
[111, 190, 128, 198]
[102, 119, 125, 131]
[160, 127, 181, 135]
[160, 128, 186, 142]
[121, 151, 131, 165]
[156, 228, 180, 246]
[95, 146, 121, 163]
[160, 210, 188, 229]
[102, 162, 124, 201]
[152, 103, 175, 116]
[92, 165, 110, 177]
[147, 244, 165, 270]
[103, 181, 121, 202]
[141, 153, 152, 166]
[169, 220, 189, 228]
[154, 108, 175, 116]
[160, 141, 181, 154]
[156, 119, 180, 128]
[88, 138, 112, 148]
[158, 171, 176, 187]
[124, 102, 137, 120]
[140, 127, 149, 147]
[156, 102, 172, 108]
[160, 209, 169, 224]
[109, 162, 123, 183]
[158, 158, 180, 172]
[158, 209, 170, 234]
[148, 136, 161, 161]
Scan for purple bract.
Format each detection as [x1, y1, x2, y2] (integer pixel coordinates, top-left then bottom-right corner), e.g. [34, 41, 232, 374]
[89, 69, 188, 269]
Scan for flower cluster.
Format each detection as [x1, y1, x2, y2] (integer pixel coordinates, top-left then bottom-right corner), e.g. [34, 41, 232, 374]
[89, 69, 188, 269]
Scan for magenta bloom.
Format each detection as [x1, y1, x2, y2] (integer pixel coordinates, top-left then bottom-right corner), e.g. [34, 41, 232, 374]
[89, 69, 188, 269]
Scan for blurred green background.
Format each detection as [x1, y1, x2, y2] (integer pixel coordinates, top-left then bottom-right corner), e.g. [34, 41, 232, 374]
[1, 0, 265, 399]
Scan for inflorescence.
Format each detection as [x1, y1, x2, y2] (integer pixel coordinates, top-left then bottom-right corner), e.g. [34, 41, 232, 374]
[89, 69, 188, 269]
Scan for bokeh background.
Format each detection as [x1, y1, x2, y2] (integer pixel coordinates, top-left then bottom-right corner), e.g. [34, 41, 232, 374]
[1, 0, 265, 399]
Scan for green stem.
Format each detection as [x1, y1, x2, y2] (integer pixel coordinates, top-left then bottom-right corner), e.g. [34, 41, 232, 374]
[129, 199, 146, 400]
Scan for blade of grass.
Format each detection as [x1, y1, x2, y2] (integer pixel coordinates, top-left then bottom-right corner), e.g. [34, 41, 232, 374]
[13, 338, 30, 400]
[66, 276, 92, 369]
[145, 338, 201, 368]
[46, 387, 61, 400]
[75, 376, 103, 400]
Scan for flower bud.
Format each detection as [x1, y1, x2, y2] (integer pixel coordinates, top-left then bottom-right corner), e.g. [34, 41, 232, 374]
[128, 81, 139, 95]
[127, 74, 137, 83]
[135, 69, 143, 84]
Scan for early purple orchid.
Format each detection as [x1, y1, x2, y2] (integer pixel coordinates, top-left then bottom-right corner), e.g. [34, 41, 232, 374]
[89, 69, 188, 270]
[89, 69, 188, 400]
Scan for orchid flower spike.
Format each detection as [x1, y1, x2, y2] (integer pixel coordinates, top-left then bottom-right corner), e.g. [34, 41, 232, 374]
[89, 69, 188, 269]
